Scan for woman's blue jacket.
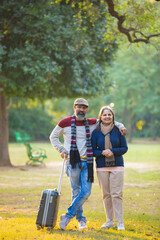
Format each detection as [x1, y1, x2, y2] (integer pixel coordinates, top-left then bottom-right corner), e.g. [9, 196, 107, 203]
[91, 126, 128, 168]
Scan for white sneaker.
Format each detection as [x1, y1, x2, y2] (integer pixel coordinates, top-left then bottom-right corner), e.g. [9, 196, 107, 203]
[101, 220, 115, 229]
[59, 214, 70, 230]
[117, 222, 125, 230]
[79, 220, 87, 230]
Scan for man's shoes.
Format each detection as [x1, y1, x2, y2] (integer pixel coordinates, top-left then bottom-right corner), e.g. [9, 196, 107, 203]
[101, 220, 115, 229]
[117, 222, 125, 230]
[79, 220, 87, 230]
[59, 214, 70, 230]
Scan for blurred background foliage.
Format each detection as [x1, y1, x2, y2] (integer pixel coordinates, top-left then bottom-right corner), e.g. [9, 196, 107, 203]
[1, 0, 159, 144]
[8, 45, 160, 143]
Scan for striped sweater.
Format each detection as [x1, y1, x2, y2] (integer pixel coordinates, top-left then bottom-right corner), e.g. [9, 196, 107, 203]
[50, 117, 97, 158]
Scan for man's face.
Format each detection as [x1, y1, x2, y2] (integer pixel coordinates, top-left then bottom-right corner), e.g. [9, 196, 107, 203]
[73, 105, 88, 120]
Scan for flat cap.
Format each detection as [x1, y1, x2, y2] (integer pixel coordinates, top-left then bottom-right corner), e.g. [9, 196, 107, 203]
[74, 98, 89, 107]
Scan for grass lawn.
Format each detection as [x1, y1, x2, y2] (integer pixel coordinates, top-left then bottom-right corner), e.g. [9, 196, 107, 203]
[0, 141, 159, 240]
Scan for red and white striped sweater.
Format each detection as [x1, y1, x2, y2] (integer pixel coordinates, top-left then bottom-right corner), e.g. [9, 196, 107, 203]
[50, 116, 97, 158]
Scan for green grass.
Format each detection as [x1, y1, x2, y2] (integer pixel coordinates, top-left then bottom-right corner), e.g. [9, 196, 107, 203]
[9, 140, 160, 165]
[125, 143, 160, 164]
[0, 141, 160, 240]
[8, 142, 61, 165]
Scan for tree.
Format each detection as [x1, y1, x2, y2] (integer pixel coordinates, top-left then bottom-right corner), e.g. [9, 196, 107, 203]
[107, 46, 160, 141]
[0, 0, 117, 166]
[56, 0, 160, 45]
[104, 0, 160, 44]
[1, 0, 160, 166]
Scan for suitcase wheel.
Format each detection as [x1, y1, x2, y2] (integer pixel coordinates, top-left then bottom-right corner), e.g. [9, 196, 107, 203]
[47, 227, 52, 231]
[36, 225, 41, 230]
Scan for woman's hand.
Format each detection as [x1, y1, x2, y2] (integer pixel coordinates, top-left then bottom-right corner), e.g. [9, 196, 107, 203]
[102, 149, 113, 158]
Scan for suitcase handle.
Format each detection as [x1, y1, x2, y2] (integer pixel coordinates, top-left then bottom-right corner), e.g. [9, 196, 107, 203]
[57, 154, 66, 194]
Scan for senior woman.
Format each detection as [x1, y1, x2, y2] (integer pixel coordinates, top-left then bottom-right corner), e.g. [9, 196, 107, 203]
[91, 106, 128, 230]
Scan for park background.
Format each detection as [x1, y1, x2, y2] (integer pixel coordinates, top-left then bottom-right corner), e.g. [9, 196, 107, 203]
[0, 0, 160, 239]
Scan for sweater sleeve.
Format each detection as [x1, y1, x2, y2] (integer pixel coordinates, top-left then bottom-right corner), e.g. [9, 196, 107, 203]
[91, 131, 103, 157]
[114, 121, 124, 129]
[110, 133, 128, 156]
[49, 125, 66, 153]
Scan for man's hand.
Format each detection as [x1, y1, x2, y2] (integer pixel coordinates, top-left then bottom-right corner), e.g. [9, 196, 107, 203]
[120, 127, 127, 136]
[60, 150, 68, 159]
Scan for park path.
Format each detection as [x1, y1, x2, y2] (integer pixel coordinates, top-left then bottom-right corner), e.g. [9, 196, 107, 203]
[0, 161, 159, 189]
[46, 161, 160, 173]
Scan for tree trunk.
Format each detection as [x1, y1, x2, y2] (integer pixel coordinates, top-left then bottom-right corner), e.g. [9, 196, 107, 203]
[0, 91, 12, 166]
[128, 113, 135, 143]
[128, 123, 133, 143]
[151, 115, 157, 141]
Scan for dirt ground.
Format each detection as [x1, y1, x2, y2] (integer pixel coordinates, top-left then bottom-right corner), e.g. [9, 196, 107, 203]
[1, 160, 159, 172]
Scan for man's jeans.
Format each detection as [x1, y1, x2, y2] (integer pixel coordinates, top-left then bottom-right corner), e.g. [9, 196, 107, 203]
[65, 161, 92, 222]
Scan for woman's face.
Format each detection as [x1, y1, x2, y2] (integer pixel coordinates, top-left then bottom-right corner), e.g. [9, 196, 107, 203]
[101, 109, 113, 125]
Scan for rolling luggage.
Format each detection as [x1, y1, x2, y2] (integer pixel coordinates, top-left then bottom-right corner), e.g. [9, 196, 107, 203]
[36, 156, 65, 230]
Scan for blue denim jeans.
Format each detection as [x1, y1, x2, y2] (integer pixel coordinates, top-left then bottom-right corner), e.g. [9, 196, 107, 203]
[65, 161, 92, 222]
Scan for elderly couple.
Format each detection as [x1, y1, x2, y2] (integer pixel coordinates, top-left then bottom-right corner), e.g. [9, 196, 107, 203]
[50, 98, 128, 231]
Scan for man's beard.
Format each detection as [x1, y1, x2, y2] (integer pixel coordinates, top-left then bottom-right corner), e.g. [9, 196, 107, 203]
[76, 111, 86, 120]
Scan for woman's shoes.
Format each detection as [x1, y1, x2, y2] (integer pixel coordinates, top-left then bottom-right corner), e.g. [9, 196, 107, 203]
[101, 220, 115, 229]
[117, 222, 125, 230]
[101, 220, 125, 230]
